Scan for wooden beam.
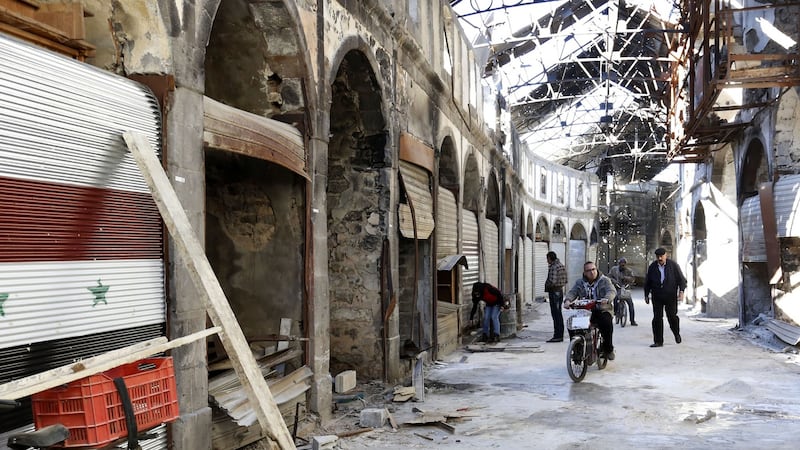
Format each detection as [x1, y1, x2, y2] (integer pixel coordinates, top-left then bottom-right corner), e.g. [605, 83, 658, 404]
[122, 132, 295, 450]
[0, 328, 220, 400]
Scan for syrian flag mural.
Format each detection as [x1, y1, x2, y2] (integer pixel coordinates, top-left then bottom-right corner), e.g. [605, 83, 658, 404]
[0, 33, 166, 350]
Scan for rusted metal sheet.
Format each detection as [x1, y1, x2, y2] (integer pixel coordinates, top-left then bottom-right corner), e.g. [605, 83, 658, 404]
[203, 96, 307, 179]
[399, 132, 435, 173]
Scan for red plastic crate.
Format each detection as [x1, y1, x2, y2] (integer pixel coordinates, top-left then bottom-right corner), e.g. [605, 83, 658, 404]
[31, 357, 179, 447]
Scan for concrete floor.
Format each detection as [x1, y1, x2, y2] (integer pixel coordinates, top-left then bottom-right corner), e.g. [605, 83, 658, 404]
[319, 288, 800, 449]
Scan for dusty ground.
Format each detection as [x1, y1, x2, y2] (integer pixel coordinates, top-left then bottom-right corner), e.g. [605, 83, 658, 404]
[303, 288, 800, 450]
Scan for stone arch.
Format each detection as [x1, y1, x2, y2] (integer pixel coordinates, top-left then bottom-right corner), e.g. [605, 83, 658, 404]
[711, 145, 736, 202]
[536, 215, 551, 242]
[202, 0, 311, 386]
[739, 138, 769, 204]
[326, 49, 389, 379]
[463, 152, 481, 213]
[205, 0, 310, 123]
[439, 136, 459, 193]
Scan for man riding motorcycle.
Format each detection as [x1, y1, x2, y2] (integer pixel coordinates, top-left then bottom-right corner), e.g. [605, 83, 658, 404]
[564, 261, 617, 360]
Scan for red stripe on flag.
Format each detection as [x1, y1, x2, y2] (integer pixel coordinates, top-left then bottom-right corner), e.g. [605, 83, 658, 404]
[0, 176, 163, 262]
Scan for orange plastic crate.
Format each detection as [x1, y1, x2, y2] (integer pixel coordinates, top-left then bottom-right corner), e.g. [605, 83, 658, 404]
[31, 357, 179, 447]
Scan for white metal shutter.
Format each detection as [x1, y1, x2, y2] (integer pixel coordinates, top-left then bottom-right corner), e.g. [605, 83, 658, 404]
[398, 161, 434, 239]
[741, 196, 766, 262]
[0, 34, 166, 350]
[483, 219, 499, 286]
[517, 236, 524, 297]
[436, 187, 458, 258]
[774, 175, 800, 237]
[461, 210, 480, 305]
[567, 240, 586, 288]
[534, 241, 549, 300]
[524, 237, 533, 303]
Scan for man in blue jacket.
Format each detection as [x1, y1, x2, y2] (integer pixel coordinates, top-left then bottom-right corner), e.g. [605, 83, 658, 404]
[643, 248, 687, 347]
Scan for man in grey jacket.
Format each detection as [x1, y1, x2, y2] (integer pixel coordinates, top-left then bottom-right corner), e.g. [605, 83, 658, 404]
[565, 261, 617, 360]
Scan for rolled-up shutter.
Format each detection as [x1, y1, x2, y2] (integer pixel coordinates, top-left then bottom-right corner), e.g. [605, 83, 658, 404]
[483, 219, 499, 286]
[0, 34, 166, 437]
[398, 161, 434, 239]
[741, 196, 766, 262]
[461, 210, 480, 305]
[567, 239, 586, 288]
[0, 34, 165, 349]
[436, 188, 458, 258]
[534, 241, 549, 300]
[774, 175, 800, 238]
[524, 236, 533, 303]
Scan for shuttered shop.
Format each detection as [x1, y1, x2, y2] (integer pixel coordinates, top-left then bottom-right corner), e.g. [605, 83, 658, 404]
[533, 241, 549, 300]
[461, 211, 480, 325]
[483, 219, 499, 286]
[0, 34, 166, 432]
[741, 196, 766, 262]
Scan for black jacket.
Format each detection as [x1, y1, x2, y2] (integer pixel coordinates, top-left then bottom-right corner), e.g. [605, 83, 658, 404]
[643, 259, 687, 300]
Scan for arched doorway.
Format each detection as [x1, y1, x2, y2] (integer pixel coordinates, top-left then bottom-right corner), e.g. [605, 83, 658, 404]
[327, 50, 389, 379]
[568, 223, 588, 288]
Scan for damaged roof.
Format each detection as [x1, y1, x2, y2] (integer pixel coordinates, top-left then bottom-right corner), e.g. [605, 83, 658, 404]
[451, 0, 683, 182]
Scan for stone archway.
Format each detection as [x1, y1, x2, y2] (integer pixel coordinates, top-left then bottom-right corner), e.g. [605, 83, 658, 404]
[326, 50, 389, 380]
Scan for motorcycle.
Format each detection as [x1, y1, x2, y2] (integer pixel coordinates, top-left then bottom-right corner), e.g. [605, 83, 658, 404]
[563, 298, 608, 382]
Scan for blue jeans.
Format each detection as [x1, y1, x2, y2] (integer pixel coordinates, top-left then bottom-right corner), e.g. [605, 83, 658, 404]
[483, 304, 501, 337]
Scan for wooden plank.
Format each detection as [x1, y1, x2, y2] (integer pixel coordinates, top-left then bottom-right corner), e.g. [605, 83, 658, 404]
[123, 132, 295, 450]
[0, 328, 220, 400]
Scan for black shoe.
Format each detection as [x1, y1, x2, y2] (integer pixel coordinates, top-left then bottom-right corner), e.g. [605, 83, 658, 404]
[546, 337, 563, 343]
[492, 334, 501, 343]
[607, 351, 615, 361]
[476, 334, 489, 343]
[675, 333, 682, 344]
[631, 322, 638, 326]
[650, 343, 663, 348]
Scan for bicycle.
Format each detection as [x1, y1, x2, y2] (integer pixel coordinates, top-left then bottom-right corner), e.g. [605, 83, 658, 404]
[614, 286, 628, 327]
[563, 299, 608, 382]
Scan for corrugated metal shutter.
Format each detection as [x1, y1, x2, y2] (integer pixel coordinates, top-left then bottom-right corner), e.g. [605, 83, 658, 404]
[398, 161, 434, 239]
[741, 196, 766, 262]
[524, 237, 533, 303]
[774, 175, 800, 237]
[534, 242, 549, 300]
[0, 35, 166, 443]
[517, 236, 524, 298]
[461, 211, 480, 306]
[483, 219, 499, 286]
[567, 240, 586, 288]
[436, 187, 458, 258]
[0, 34, 165, 349]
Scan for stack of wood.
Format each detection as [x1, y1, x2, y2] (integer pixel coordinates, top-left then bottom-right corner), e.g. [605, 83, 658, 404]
[210, 347, 311, 449]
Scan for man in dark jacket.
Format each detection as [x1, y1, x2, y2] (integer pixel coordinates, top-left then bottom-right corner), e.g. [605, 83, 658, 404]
[643, 248, 687, 347]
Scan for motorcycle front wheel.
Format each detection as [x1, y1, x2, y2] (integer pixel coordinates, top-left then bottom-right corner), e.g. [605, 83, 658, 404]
[567, 335, 588, 382]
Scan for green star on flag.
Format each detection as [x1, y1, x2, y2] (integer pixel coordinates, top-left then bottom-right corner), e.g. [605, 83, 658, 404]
[0, 293, 7, 317]
[88, 280, 110, 307]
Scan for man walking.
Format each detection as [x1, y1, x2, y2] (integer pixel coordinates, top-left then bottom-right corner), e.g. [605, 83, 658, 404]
[644, 248, 687, 347]
[544, 251, 568, 342]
